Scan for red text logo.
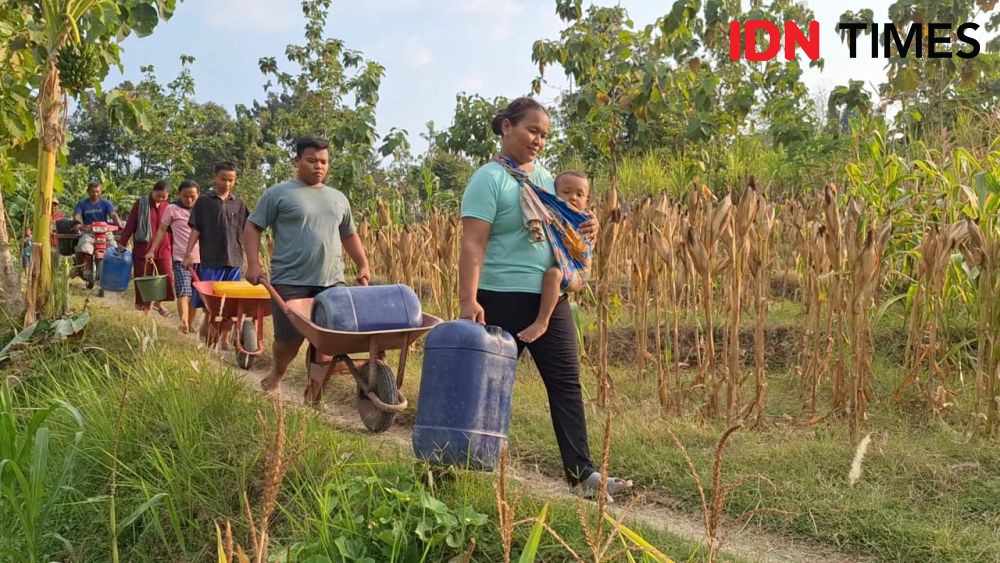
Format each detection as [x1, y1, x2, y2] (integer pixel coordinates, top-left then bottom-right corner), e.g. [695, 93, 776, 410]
[729, 20, 820, 61]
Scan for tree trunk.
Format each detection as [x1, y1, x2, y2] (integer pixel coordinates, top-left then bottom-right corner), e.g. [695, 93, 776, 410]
[0, 186, 25, 315]
[24, 63, 63, 325]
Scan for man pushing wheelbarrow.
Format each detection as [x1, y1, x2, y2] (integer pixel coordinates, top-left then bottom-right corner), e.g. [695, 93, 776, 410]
[243, 135, 373, 395]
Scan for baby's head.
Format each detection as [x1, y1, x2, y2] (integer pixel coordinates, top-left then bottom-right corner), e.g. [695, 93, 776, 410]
[555, 171, 589, 211]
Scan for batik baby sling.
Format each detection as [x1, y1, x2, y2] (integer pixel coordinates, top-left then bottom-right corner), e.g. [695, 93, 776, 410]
[493, 154, 592, 292]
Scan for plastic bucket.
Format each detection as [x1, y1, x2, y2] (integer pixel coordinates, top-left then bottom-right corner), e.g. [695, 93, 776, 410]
[135, 262, 168, 302]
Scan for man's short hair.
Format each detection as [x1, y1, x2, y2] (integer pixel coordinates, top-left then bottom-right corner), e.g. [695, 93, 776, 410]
[214, 161, 237, 174]
[295, 136, 330, 158]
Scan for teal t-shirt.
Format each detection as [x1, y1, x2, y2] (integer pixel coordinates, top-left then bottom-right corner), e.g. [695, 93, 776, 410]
[460, 161, 556, 294]
[248, 179, 356, 286]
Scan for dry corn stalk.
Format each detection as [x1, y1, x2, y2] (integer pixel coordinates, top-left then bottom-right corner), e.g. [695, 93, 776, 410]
[970, 219, 1000, 433]
[595, 185, 625, 408]
[631, 197, 655, 375]
[897, 220, 976, 414]
[723, 181, 759, 420]
[685, 185, 732, 417]
[745, 199, 775, 425]
[798, 217, 829, 412]
[650, 196, 686, 416]
[821, 185, 850, 415]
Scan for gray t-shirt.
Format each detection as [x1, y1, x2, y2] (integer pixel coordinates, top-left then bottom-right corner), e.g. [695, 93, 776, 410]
[248, 179, 356, 286]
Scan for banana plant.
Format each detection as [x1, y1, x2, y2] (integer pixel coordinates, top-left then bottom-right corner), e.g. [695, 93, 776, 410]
[5, 1, 176, 324]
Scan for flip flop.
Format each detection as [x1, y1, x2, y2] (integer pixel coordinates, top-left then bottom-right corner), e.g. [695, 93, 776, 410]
[154, 306, 171, 318]
[575, 476, 635, 502]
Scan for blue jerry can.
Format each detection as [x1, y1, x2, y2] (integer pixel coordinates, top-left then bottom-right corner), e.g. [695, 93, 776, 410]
[311, 284, 422, 332]
[413, 320, 518, 470]
[99, 247, 132, 292]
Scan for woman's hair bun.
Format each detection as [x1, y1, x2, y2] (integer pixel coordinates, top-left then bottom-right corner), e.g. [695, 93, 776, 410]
[491, 111, 507, 136]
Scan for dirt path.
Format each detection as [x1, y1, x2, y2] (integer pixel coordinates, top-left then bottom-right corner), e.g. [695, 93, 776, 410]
[115, 294, 866, 563]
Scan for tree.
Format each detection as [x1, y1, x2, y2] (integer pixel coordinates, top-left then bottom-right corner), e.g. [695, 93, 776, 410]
[435, 93, 508, 165]
[532, 3, 644, 169]
[4, 0, 176, 323]
[826, 79, 872, 135]
[252, 0, 391, 195]
[69, 58, 268, 199]
[1, 4, 42, 311]
[534, 0, 824, 168]
[839, 2, 1000, 139]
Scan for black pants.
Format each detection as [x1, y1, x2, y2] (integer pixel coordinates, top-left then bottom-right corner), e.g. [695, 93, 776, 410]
[478, 289, 595, 484]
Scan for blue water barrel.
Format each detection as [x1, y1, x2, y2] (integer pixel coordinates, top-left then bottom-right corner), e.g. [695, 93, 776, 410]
[99, 247, 132, 292]
[311, 284, 422, 332]
[413, 320, 518, 470]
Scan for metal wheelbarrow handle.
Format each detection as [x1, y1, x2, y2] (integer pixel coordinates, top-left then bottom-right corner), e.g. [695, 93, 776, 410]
[259, 278, 290, 314]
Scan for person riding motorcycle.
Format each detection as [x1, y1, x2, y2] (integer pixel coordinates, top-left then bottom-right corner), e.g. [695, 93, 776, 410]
[73, 181, 123, 278]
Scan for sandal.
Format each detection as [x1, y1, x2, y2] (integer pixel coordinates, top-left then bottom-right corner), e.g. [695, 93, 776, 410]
[575, 474, 634, 502]
[154, 305, 171, 318]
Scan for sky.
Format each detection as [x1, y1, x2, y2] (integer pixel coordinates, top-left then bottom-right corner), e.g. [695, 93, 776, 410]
[100, 0, 903, 155]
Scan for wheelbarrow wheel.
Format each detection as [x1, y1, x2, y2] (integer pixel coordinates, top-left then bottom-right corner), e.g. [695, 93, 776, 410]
[236, 318, 257, 370]
[356, 360, 398, 433]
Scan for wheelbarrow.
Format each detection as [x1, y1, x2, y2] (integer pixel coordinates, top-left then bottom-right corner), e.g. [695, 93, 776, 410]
[261, 279, 440, 433]
[192, 271, 271, 370]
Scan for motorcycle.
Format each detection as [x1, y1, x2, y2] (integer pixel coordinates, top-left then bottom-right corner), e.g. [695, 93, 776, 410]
[76, 221, 119, 292]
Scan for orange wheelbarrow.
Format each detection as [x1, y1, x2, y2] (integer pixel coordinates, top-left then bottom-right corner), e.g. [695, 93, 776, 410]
[192, 271, 272, 370]
[261, 279, 440, 432]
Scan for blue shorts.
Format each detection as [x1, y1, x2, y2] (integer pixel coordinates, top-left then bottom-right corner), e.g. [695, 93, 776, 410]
[193, 265, 242, 309]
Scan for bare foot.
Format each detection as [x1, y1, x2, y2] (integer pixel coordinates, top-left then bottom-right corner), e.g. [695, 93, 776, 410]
[260, 374, 280, 394]
[517, 321, 548, 343]
[179, 324, 190, 334]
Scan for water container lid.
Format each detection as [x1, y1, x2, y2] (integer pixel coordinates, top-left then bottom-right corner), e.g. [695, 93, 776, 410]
[424, 320, 518, 359]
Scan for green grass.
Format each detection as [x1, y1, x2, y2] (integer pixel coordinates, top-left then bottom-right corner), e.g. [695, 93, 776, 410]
[0, 297, 715, 562]
[11, 282, 995, 561]
[304, 297, 997, 563]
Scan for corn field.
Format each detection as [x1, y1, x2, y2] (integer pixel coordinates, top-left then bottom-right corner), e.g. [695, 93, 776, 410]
[361, 148, 1000, 434]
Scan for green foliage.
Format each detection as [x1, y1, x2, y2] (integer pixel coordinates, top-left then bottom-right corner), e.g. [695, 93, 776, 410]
[532, 3, 643, 168]
[0, 0, 177, 151]
[839, 1, 1000, 139]
[0, 387, 84, 563]
[279, 468, 488, 561]
[533, 0, 825, 170]
[0, 307, 709, 562]
[826, 80, 871, 135]
[435, 93, 507, 165]
[412, 150, 472, 208]
[68, 57, 267, 197]
[252, 0, 387, 195]
[0, 310, 90, 364]
[517, 502, 548, 562]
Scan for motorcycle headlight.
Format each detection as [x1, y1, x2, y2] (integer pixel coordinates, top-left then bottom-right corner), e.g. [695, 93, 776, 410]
[92, 227, 106, 233]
